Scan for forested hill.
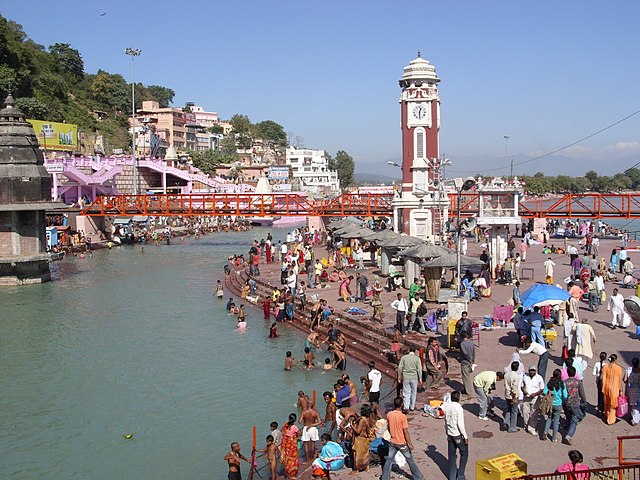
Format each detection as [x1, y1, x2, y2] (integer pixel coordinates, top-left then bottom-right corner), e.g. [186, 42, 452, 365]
[0, 14, 174, 152]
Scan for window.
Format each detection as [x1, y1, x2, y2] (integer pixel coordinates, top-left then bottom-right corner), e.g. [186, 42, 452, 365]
[414, 127, 425, 160]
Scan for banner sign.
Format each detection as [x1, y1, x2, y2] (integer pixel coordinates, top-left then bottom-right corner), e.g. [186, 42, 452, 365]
[268, 166, 290, 180]
[28, 119, 78, 151]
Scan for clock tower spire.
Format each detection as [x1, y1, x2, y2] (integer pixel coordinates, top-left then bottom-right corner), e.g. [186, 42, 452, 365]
[393, 54, 448, 242]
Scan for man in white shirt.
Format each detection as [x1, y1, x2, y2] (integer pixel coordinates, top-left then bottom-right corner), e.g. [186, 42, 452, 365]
[280, 242, 288, 260]
[518, 341, 549, 380]
[521, 365, 545, 435]
[442, 390, 469, 480]
[608, 288, 625, 329]
[366, 361, 382, 404]
[287, 271, 297, 297]
[594, 272, 605, 306]
[543, 258, 555, 284]
[592, 236, 600, 257]
[391, 293, 409, 336]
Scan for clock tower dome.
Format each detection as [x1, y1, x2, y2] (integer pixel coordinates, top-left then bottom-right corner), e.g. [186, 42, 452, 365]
[393, 52, 448, 242]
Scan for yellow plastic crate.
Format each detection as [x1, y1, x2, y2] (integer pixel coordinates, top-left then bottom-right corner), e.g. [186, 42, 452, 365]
[542, 328, 557, 339]
[476, 453, 527, 480]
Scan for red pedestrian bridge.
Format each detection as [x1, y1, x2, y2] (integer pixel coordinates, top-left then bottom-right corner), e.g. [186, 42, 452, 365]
[81, 192, 640, 219]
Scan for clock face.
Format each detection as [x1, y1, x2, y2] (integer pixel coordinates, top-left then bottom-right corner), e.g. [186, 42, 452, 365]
[412, 103, 427, 120]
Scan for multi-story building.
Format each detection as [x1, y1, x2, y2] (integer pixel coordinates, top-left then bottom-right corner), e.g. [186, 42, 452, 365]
[285, 146, 340, 195]
[187, 103, 219, 129]
[135, 101, 192, 152]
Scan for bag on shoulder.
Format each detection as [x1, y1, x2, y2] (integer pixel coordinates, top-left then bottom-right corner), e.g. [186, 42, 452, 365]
[539, 390, 554, 416]
[417, 302, 428, 317]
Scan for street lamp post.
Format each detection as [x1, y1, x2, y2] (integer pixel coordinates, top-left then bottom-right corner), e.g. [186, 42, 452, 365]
[125, 47, 141, 195]
[387, 161, 403, 231]
[454, 177, 476, 296]
[503, 135, 511, 179]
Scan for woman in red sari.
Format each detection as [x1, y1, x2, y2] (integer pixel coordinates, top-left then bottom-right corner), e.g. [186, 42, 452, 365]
[281, 413, 300, 479]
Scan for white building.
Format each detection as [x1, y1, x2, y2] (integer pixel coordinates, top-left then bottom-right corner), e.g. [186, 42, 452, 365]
[285, 146, 340, 194]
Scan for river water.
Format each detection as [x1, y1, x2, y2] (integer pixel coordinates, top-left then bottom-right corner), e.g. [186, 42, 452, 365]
[0, 230, 367, 479]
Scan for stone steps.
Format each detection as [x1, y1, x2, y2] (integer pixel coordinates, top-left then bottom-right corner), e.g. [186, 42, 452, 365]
[225, 268, 461, 403]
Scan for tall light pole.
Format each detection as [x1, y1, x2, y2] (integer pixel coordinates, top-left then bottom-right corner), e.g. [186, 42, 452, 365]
[503, 135, 510, 179]
[454, 177, 476, 297]
[125, 48, 141, 195]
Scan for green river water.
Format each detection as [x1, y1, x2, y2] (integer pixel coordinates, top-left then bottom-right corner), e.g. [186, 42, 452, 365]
[0, 229, 368, 479]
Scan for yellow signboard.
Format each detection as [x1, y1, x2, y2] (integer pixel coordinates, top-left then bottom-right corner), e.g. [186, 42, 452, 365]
[27, 119, 78, 151]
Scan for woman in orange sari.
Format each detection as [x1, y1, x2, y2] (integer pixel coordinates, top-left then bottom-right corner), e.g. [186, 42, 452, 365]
[350, 404, 376, 473]
[601, 353, 623, 425]
[281, 413, 300, 479]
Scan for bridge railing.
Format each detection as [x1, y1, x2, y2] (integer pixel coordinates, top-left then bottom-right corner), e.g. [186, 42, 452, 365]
[80, 192, 640, 218]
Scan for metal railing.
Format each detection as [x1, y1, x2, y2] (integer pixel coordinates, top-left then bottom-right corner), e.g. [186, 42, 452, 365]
[512, 464, 640, 479]
[619, 436, 640, 466]
[511, 436, 640, 480]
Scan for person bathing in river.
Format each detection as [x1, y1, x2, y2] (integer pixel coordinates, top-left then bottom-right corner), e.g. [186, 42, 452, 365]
[269, 323, 279, 338]
[215, 280, 224, 299]
[304, 347, 315, 369]
[262, 296, 272, 321]
[284, 351, 299, 371]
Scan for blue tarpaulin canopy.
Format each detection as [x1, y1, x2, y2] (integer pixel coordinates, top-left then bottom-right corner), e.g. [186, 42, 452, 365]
[520, 283, 571, 308]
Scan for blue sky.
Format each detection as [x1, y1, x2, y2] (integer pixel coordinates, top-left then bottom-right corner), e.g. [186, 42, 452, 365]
[2, 1, 639, 176]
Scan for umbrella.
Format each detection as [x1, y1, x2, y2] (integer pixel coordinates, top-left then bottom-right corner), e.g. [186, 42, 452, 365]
[398, 243, 452, 259]
[422, 253, 485, 268]
[379, 234, 424, 250]
[519, 283, 571, 308]
[327, 217, 364, 230]
[365, 229, 400, 243]
[333, 225, 371, 239]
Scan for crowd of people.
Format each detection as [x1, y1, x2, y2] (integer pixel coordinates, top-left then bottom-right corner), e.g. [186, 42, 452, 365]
[222, 222, 639, 480]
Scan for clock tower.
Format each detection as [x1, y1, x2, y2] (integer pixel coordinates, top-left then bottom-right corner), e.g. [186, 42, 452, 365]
[393, 52, 449, 243]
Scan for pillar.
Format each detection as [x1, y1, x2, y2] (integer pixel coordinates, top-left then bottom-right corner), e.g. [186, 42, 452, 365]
[488, 225, 508, 277]
[381, 249, 391, 276]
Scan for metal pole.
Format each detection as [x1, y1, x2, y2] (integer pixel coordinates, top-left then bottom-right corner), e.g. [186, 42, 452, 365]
[125, 48, 141, 195]
[131, 58, 137, 195]
[503, 135, 510, 179]
[456, 187, 461, 295]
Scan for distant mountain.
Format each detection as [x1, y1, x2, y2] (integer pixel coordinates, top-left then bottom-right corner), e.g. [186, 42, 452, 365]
[355, 153, 640, 178]
[354, 172, 399, 184]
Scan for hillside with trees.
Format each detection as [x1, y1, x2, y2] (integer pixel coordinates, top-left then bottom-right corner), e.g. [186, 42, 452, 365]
[0, 14, 174, 153]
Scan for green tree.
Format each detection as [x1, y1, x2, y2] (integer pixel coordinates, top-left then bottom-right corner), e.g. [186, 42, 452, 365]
[585, 170, 598, 190]
[625, 168, 640, 189]
[14, 96, 47, 118]
[522, 174, 550, 195]
[49, 43, 84, 80]
[219, 136, 239, 157]
[190, 149, 237, 174]
[229, 114, 251, 133]
[229, 114, 252, 150]
[0, 64, 17, 98]
[208, 124, 224, 135]
[255, 120, 286, 145]
[325, 151, 335, 169]
[554, 175, 574, 193]
[144, 85, 174, 107]
[334, 150, 354, 188]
